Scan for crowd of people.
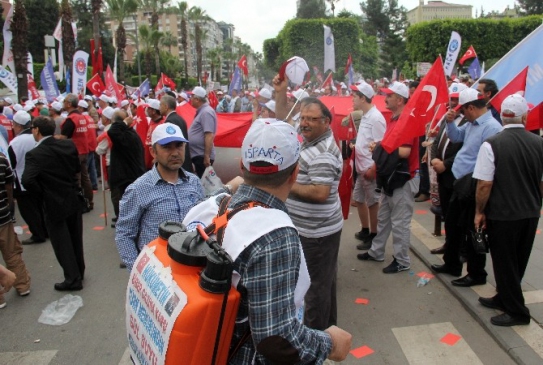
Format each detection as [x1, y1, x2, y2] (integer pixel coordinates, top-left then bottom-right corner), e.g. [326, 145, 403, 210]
[0, 68, 541, 363]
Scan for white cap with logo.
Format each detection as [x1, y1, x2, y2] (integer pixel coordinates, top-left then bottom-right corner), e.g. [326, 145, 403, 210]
[241, 118, 300, 174]
[501, 94, 528, 118]
[151, 123, 189, 145]
[13, 110, 31, 125]
[192, 87, 207, 99]
[381, 82, 409, 99]
[350, 82, 375, 99]
[147, 99, 160, 111]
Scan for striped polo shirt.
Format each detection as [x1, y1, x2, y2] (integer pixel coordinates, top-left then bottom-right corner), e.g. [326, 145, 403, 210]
[286, 129, 343, 238]
[0, 153, 13, 227]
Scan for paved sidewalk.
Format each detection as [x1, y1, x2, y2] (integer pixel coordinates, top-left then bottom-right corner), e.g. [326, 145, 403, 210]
[410, 202, 543, 365]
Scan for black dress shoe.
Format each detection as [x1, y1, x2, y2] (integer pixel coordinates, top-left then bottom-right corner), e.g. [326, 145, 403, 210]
[478, 297, 505, 311]
[54, 281, 83, 291]
[430, 205, 443, 217]
[490, 313, 530, 326]
[22, 237, 46, 245]
[430, 264, 461, 277]
[451, 275, 486, 287]
[430, 244, 446, 254]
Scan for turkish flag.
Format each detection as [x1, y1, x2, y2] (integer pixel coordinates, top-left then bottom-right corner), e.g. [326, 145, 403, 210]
[105, 65, 123, 103]
[237, 55, 248, 76]
[208, 90, 218, 110]
[381, 57, 449, 153]
[87, 73, 106, 96]
[116, 82, 126, 101]
[344, 54, 352, 76]
[459, 45, 477, 65]
[155, 76, 164, 93]
[525, 102, 542, 130]
[320, 72, 333, 89]
[161, 73, 176, 90]
[27, 75, 40, 100]
[489, 66, 528, 114]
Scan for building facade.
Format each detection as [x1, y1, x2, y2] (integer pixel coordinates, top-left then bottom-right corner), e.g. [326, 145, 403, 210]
[407, 0, 472, 24]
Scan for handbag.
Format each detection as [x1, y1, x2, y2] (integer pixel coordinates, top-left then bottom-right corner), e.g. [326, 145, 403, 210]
[470, 227, 489, 254]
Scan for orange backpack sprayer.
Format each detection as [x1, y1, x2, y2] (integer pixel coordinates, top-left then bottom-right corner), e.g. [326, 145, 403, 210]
[125, 220, 241, 365]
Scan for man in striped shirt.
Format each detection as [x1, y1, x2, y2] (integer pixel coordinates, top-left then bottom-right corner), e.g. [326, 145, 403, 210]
[286, 97, 343, 331]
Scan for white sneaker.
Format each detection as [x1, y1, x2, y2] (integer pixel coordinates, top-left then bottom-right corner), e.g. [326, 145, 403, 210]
[18, 289, 30, 296]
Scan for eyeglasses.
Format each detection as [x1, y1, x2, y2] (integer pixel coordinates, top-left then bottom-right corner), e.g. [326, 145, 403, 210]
[300, 115, 325, 123]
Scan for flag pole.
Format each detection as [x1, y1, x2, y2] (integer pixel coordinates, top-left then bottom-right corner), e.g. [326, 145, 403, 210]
[284, 84, 311, 121]
[100, 156, 107, 227]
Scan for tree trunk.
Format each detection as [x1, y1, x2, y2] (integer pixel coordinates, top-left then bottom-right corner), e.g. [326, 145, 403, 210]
[12, 0, 29, 101]
[92, 0, 102, 69]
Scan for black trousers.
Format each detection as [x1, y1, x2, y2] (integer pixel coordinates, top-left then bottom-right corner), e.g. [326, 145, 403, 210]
[192, 155, 214, 179]
[488, 218, 538, 320]
[46, 210, 84, 284]
[16, 191, 48, 240]
[442, 193, 487, 279]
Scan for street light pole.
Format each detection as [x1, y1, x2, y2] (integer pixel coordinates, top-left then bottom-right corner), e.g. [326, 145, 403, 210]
[133, 14, 142, 84]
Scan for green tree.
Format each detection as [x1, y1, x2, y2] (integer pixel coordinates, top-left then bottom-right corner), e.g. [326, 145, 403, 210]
[25, 0, 59, 63]
[71, 0, 115, 71]
[518, 0, 543, 15]
[207, 47, 222, 82]
[12, 0, 28, 100]
[140, 0, 169, 76]
[106, 0, 138, 83]
[176, 1, 190, 84]
[297, 0, 327, 19]
[130, 24, 161, 81]
[188, 6, 210, 83]
[91, 0, 102, 65]
[161, 31, 176, 54]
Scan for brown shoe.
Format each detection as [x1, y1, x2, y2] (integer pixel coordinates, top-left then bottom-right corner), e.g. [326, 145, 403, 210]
[415, 193, 430, 202]
[430, 244, 446, 254]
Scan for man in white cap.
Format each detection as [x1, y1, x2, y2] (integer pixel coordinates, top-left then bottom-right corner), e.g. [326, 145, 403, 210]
[358, 82, 419, 274]
[229, 89, 242, 113]
[98, 94, 111, 110]
[183, 118, 352, 364]
[473, 95, 543, 327]
[49, 101, 65, 135]
[119, 100, 130, 111]
[177, 92, 189, 107]
[350, 82, 386, 250]
[143, 98, 164, 169]
[159, 95, 193, 173]
[8, 110, 48, 245]
[431, 88, 502, 286]
[115, 123, 204, 271]
[188, 86, 216, 177]
[78, 100, 98, 191]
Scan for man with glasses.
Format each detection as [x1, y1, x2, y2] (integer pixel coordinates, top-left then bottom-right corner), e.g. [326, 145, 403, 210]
[286, 96, 343, 331]
[431, 88, 502, 287]
[115, 123, 205, 271]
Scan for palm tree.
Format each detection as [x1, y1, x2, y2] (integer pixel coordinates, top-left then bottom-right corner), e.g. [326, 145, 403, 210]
[60, 0, 75, 89]
[140, 0, 168, 76]
[106, 0, 138, 83]
[161, 31, 176, 54]
[91, 0, 102, 67]
[12, 0, 28, 100]
[176, 1, 189, 85]
[207, 47, 222, 83]
[188, 6, 210, 84]
[130, 24, 161, 81]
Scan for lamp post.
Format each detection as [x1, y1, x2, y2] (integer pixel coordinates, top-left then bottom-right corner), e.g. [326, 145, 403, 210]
[133, 14, 142, 84]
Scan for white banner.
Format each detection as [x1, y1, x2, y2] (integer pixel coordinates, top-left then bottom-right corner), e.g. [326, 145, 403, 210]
[53, 19, 62, 41]
[126, 246, 186, 365]
[323, 25, 335, 73]
[58, 41, 64, 82]
[444, 31, 461, 76]
[27, 52, 34, 78]
[0, 66, 18, 94]
[72, 50, 89, 94]
[2, 4, 14, 72]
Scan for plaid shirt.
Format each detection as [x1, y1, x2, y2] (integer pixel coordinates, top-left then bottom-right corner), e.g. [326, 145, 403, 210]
[115, 165, 205, 271]
[227, 184, 332, 364]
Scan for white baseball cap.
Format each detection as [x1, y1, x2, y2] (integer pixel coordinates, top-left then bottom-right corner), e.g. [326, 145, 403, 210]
[78, 100, 89, 109]
[13, 110, 31, 125]
[13, 103, 23, 112]
[448, 82, 468, 98]
[102, 106, 114, 120]
[381, 82, 409, 99]
[3, 107, 13, 117]
[241, 118, 300, 174]
[50, 101, 63, 112]
[292, 89, 309, 101]
[24, 101, 35, 111]
[192, 86, 207, 99]
[260, 100, 276, 113]
[350, 82, 375, 99]
[258, 88, 272, 100]
[501, 94, 528, 118]
[4, 97, 13, 105]
[120, 100, 130, 108]
[179, 92, 188, 100]
[147, 99, 160, 111]
[151, 123, 188, 145]
[84, 95, 93, 101]
[455, 88, 484, 111]
[99, 94, 111, 103]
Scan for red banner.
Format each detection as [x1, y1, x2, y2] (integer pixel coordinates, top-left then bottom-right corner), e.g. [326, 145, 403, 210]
[489, 66, 528, 114]
[27, 75, 40, 100]
[105, 65, 123, 102]
[87, 73, 105, 96]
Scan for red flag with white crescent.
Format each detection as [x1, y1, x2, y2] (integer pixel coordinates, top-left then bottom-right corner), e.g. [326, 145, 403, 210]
[381, 57, 449, 153]
[459, 45, 477, 65]
[87, 73, 105, 96]
[161, 73, 176, 89]
[525, 102, 542, 130]
[237, 55, 248, 76]
[27, 75, 40, 100]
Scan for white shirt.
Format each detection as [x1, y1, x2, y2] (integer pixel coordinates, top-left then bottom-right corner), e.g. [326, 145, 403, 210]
[354, 105, 386, 173]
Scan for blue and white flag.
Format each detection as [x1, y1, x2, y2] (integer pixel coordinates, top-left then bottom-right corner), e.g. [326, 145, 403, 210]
[229, 66, 242, 94]
[41, 57, 60, 102]
[475, 23, 543, 106]
[324, 25, 336, 73]
[65, 67, 71, 93]
[467, 57, 481, 80]
[134, 78, 150, 98]
[444, 31, 461, 77]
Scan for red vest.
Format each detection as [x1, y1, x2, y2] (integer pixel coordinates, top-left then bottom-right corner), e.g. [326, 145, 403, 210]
[0, 115, 14, 142]
[63, 111, 89, 155]
[84, 114, 98, 151]
[144, 118, 164, 169]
